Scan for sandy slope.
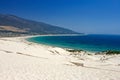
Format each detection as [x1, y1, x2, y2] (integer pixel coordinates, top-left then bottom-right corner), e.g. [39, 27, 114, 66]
[0, 37, 120, 80]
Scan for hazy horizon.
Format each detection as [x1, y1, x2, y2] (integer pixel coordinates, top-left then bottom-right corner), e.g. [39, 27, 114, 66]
[0, 0, 120, 35]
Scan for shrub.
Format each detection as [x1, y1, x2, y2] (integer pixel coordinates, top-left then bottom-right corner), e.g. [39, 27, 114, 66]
[66, 49, 83, 53]
[105, 50, 120, 55]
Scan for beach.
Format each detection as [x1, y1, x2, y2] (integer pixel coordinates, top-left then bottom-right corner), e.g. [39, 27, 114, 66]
[0, 36, 120, 80]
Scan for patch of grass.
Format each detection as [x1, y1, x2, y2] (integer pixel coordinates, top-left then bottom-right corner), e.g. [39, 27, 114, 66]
[88, 53, 92, 55]
[66, 49, 83, 53]
[105, 50, 120, 55]
[95, 50, 120, 55]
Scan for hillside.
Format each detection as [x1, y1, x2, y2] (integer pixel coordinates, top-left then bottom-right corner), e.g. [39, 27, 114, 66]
[0, 14, 79, 36]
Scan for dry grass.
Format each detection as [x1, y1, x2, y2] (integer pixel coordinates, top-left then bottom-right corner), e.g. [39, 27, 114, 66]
[0, 26, 27, 32]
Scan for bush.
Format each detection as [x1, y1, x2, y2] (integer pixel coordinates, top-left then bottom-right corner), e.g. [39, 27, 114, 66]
[66, 49, 83, 53]
[105, 50, 120, 55]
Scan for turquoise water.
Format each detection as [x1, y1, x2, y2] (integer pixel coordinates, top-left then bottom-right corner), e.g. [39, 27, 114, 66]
[27, 34, 120, 52]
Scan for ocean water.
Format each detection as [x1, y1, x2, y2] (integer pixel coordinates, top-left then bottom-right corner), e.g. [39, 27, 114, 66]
[27, 34, 120, 52]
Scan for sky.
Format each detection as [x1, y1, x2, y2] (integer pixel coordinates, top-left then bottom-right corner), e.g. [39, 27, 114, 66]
[0, 0, 120, 34]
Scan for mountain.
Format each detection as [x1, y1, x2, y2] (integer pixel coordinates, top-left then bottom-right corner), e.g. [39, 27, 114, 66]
[0, 14, 79, 36]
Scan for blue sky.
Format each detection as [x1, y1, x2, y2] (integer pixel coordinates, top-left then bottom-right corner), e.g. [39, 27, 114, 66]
[0, 0, 120, 34]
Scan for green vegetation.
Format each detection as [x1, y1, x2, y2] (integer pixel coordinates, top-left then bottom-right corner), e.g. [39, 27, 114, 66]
[66, 49, 83, 53]
[95, 50, 120, 55]
[105, 50, 120, 55]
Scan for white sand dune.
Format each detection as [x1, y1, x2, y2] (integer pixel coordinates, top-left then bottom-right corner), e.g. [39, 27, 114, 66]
[0, 37, 120, 80]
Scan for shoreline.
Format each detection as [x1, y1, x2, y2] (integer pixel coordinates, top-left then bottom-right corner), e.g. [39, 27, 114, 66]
[25, 35, 96, 54]
[0, 36, 120, 80]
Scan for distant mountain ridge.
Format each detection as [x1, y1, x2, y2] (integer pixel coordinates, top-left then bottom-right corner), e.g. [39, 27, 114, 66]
[0, 14, 79, 36]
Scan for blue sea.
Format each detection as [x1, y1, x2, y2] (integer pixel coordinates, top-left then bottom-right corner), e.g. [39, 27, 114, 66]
[27, 34, 120, 52]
